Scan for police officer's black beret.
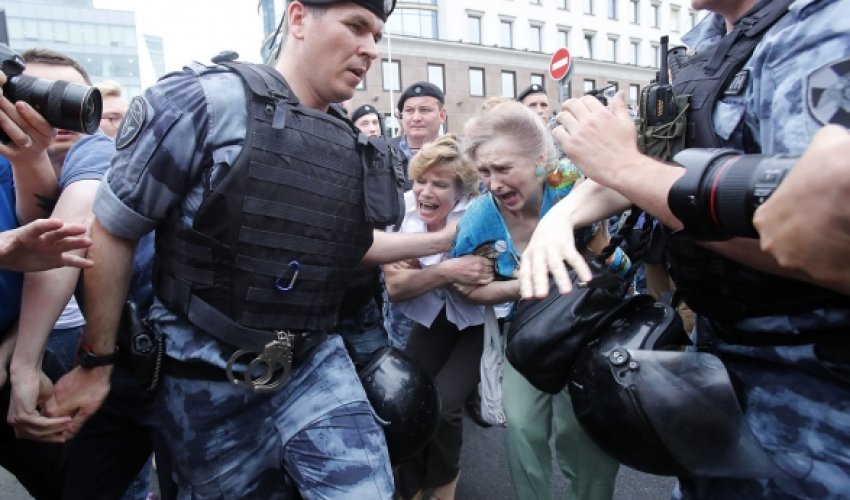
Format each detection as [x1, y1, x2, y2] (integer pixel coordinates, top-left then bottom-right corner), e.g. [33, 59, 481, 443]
[352, 104, 381, 123]
[517, 83, 546, 103]
[300, 0, 396, 21]
[397, 81, 445, 112]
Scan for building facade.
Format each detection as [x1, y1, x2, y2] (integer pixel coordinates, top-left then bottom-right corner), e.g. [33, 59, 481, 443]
[2, 0, 143, 97]
[351, 0, 702, 135]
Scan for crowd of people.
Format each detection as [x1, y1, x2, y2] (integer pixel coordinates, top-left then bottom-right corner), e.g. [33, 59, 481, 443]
[0, 0, 848, 499]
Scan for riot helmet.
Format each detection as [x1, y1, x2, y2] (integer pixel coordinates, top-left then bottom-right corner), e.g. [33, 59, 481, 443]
[570, 294, 791, 480]
[358, 346, 441, 464]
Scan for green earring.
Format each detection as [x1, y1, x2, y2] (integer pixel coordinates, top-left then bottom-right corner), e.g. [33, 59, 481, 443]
[535, 165, 547, 177]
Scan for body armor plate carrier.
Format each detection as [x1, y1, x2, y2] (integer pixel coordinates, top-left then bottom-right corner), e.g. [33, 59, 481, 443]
[665, 0, 847, 320]
[154, 62, 374, 351]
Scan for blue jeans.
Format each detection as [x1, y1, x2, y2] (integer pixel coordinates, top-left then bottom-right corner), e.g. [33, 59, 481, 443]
[157, 335, 393, 499]
[384, 302, 416, 351]
[337, 297, 389, 365]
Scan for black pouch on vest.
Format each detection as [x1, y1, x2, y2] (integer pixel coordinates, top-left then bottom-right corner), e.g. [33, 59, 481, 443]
[360, 134, 405, 228]
[116, 300, 164, 392]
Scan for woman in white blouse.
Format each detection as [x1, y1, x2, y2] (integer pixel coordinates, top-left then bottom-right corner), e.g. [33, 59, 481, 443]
[385, 134, 494, 500]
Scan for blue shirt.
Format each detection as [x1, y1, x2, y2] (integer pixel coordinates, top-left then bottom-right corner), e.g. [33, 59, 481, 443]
[0, 156, 22, 332]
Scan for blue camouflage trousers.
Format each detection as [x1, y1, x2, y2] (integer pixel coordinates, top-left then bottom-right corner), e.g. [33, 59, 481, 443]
[675, 324, 850, 499]
[156, 335, 394, 499]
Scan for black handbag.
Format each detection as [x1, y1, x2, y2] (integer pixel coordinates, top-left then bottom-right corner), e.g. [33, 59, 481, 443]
[506, 209, 650, 394]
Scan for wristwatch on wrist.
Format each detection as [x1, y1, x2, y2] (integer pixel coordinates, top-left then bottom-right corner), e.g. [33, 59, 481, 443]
[77, 342, 117, 368]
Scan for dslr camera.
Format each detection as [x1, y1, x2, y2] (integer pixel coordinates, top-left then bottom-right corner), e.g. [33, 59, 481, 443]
[669, 148, 796, 239]
[0, 43, 102, 143]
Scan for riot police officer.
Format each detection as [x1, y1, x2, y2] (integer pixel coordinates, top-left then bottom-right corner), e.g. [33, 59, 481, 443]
[40, 1, 407, 497]
[519, 0, 850, 498]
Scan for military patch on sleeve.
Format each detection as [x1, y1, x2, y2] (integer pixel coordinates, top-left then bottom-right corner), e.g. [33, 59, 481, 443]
[807, 56, 850, 127]
[115, 96, 148, 150]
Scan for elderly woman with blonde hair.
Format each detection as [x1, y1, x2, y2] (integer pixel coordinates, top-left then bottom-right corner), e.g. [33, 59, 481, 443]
[386, 134, 496, 500]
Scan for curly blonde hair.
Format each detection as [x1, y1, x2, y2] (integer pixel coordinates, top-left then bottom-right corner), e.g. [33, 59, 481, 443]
[408, 134, 479, 199]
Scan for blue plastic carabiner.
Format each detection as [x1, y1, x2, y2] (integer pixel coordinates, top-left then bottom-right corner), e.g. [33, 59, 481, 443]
[274, 260, 301, 292]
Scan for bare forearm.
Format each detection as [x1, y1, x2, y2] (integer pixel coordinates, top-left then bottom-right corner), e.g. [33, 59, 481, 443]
[361, 230, 453, 267]
[463, 281, 520, 305]
[11, 268, 81, 374]
[599, 156, 687, 231]
[385, 264, 451, 302]
[81, 219, 136, 353]
[11, 154, 59, 223]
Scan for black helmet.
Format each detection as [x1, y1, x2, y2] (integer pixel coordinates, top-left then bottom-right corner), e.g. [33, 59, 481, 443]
[569, 294, 790, 479]
[358, 346, 441, 464]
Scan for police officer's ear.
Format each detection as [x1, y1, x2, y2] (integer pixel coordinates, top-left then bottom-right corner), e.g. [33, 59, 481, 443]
[439, 106, 447, 124]
[287, 1, 309, 41]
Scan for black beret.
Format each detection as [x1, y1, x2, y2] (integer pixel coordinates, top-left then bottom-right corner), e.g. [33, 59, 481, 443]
[352, 104, 381, 124]
[397, 81, 445, 112]
[517, 83, 546, 103]
[300, 0, 396, 22]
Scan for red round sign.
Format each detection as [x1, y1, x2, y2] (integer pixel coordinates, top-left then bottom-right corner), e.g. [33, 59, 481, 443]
[549, 47, 572, 81]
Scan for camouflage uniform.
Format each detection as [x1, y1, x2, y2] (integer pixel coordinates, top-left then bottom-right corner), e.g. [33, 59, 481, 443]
[674, 0, 850, 497]
[93, 64, 393, 499]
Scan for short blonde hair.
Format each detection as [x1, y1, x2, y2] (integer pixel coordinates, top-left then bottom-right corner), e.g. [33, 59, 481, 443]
[409, 134, 479, 199]
[95, 80, 123, 98]
[480, 95, 512, 114]
[463, 101, 557, 169]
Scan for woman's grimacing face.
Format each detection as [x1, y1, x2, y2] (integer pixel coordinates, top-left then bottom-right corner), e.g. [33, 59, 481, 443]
[413, 164, 460, 231]
[474, 137, 543, 213]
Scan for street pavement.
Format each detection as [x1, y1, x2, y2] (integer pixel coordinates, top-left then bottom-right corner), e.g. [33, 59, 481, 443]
[0, 413, 677, 499]
[457, 413, 677, 500]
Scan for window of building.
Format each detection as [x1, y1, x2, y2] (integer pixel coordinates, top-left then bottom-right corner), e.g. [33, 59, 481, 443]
[584, 0, 595, 15]
[500, 19, 514, 48]
[650, 42, 660, 67]
[558, 0, 570, 9]
[531, 0, 542, 4]
[608, 81, 619, 92]
[670, 4, 681, 32]
[630, 39, 640, 65]
[689, 9, 699, 29]
[469, 67, 485, 96]
[382, 59, 401, 91]
[428, 64, 445, 92]
[651, 1, 660, 28]
[468, 14, 482, 44]
[608, 0, 617, 19]
[529, 24, 543, 52]
[501, 71, 517, 98]
[583, 79, 596, 93]
[607, 36, 618, 62]
[385, 7, 438, 38]
[531, 73, 545, 87]
[558, 26, 571, 48]
[630, 0, 640, 23]
[584, 31, 595, 59]
[629, 84, 640, 105]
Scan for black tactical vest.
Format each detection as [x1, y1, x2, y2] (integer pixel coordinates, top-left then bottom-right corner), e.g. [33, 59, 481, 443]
[155, 62, 374, 350]
[664, 0, 846, 320]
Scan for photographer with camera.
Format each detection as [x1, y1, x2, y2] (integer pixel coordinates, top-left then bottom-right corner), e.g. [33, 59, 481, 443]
[518, 0, 850, 498]
[1, 46, 168, 500]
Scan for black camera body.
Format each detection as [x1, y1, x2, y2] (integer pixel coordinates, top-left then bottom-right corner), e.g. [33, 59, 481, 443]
[668, 148, 796, 239]
[0, 43, 102, 143]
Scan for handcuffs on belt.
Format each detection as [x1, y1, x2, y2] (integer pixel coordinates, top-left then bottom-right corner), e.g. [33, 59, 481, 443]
[225, 330, 294, 392]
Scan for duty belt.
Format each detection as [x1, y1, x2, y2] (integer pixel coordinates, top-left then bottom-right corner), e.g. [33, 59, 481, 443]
[163, 330, 328, 391]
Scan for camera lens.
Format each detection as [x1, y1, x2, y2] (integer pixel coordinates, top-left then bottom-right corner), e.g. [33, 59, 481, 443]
[4, 74, 102, 134]
[704, 153, 796, 237]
